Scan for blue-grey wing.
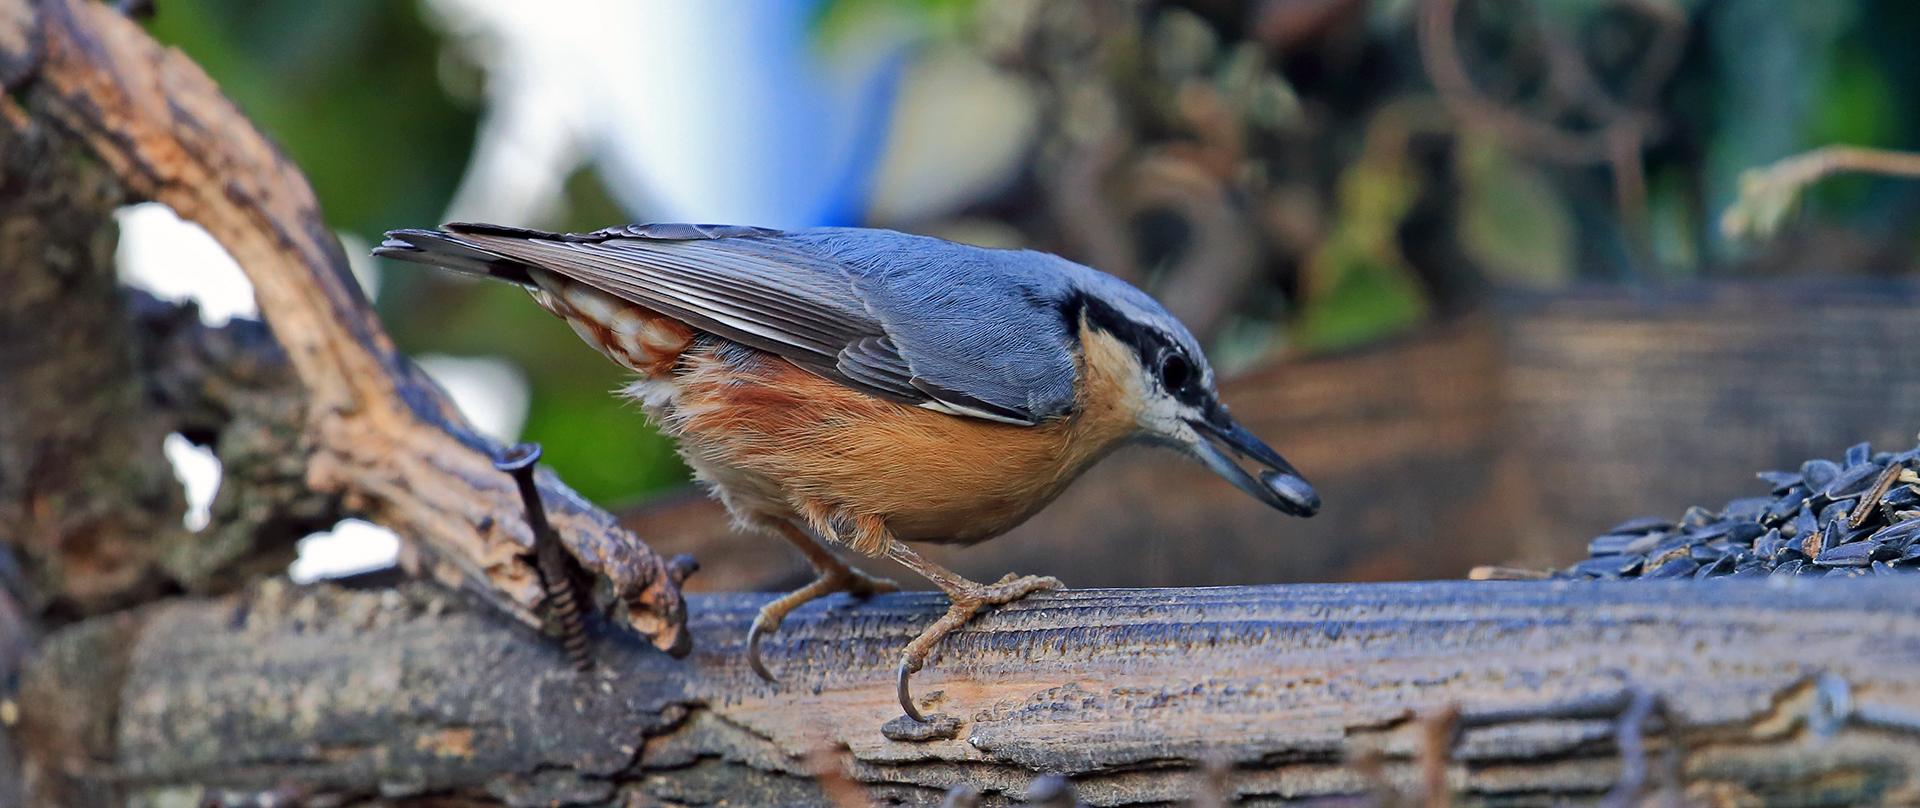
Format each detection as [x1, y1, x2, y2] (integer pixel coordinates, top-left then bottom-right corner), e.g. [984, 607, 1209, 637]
[384, 223, 1079, 425]
[792, 229, 1082, 424]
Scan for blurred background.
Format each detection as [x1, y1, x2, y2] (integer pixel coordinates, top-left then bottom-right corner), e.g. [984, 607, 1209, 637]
[117, 0, 1920, 590]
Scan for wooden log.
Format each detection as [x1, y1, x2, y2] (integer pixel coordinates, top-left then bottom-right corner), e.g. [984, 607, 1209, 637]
[18, 577, 1920, 807]
[0, 0, 690, 651]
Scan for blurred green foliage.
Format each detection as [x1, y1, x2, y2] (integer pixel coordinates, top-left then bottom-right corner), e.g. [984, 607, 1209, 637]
[1292, 110, 1431, 352]
[144, 0, 476, 241]
[382, 171, 696, 505]
[1693, 0, 1919, 259]
[813, 0, 974, 42]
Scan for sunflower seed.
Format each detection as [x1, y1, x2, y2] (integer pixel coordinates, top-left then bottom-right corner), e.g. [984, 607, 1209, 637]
[1850, 465, 1906, 528]
[1767, 487, 1811, 523]
[1817, 501, 1853, 529]
[1868, 519, 1920, 550]
[1757, 470, 1804, 492]
[1824, 463, 1885, 500]
[1694, 555, 1734, 578]
[1572, 554, 1643, 579]
[1803, 459, 1843, 491]
[1722, 496, 1772, 522]
[1727, 522, 1766, 544]
[1689, 521, 1734, 541]
[1587, 533, 1642, 556]
[1643, 556, 1699, 579]
[1814, 541, 1877, 567]
[1788, 508, 1817, 540]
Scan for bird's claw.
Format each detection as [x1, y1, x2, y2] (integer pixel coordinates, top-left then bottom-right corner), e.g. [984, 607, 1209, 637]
[747, 617, 779, 683]
[895, 573, 1061, 723]
[898, 657, 926, 722]
[746, 565, 898, 686]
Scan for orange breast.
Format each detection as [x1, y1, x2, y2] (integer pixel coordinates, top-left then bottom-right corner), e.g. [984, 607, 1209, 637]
[660, 324, 1145, 550]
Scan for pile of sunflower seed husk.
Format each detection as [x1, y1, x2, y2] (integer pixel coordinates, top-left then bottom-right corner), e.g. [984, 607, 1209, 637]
[1560, 440, 1920, 580]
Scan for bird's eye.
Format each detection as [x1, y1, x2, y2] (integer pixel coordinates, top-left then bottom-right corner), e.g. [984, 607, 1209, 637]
[1159, 353, 1192, 393]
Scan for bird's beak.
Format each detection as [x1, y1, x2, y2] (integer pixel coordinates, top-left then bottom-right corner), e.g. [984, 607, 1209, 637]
[1186, 419, 1321, 517]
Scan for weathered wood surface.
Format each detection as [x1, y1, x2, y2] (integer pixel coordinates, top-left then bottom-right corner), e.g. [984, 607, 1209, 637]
[0, 0, 689, 649]
[20, 577, 1920, 807]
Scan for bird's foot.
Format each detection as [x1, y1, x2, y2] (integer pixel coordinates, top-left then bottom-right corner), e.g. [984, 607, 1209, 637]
[748, 565, 899, 682]
[896, 573, 1061, 722]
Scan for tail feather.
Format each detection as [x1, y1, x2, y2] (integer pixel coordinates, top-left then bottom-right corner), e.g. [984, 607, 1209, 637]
[374, 228, 539, 286]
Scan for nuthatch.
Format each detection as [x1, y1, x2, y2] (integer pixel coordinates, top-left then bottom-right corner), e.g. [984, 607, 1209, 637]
[376, 222, 1321, 721]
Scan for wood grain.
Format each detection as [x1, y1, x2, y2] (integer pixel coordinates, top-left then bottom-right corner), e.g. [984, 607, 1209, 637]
[22, 577, 1920, 807]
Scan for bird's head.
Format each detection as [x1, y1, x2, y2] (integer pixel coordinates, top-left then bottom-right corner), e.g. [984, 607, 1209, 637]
[1062, 276, 1321, 519]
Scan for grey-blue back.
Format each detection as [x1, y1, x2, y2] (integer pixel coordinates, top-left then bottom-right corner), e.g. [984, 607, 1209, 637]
[378, 223, 1207, 426]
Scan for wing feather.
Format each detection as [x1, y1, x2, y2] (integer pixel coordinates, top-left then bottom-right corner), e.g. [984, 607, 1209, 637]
[380, 223, 1089, 426]
[834, 336, 921, 402]
[448, 231, 874, 372]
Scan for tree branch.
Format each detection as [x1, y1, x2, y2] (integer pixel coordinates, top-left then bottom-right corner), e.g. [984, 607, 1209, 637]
[1722, 145, 1920, 241]
[20, 578, 1920, 807]
[0, 0, 689, 651]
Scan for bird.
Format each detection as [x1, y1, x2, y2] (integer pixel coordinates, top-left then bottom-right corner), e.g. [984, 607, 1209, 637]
[375, 222, 1321, 721]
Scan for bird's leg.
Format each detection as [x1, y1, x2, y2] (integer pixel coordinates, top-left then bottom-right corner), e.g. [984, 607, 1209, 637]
[747, 522, 899, 682]
[885, 540, 1061, 722]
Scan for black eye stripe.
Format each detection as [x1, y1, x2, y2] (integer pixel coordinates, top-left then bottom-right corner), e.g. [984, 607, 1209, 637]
[1062, 290, 1208, 405]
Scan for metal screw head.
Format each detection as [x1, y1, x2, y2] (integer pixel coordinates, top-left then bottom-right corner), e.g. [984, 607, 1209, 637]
[494, 442, 542, 472]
